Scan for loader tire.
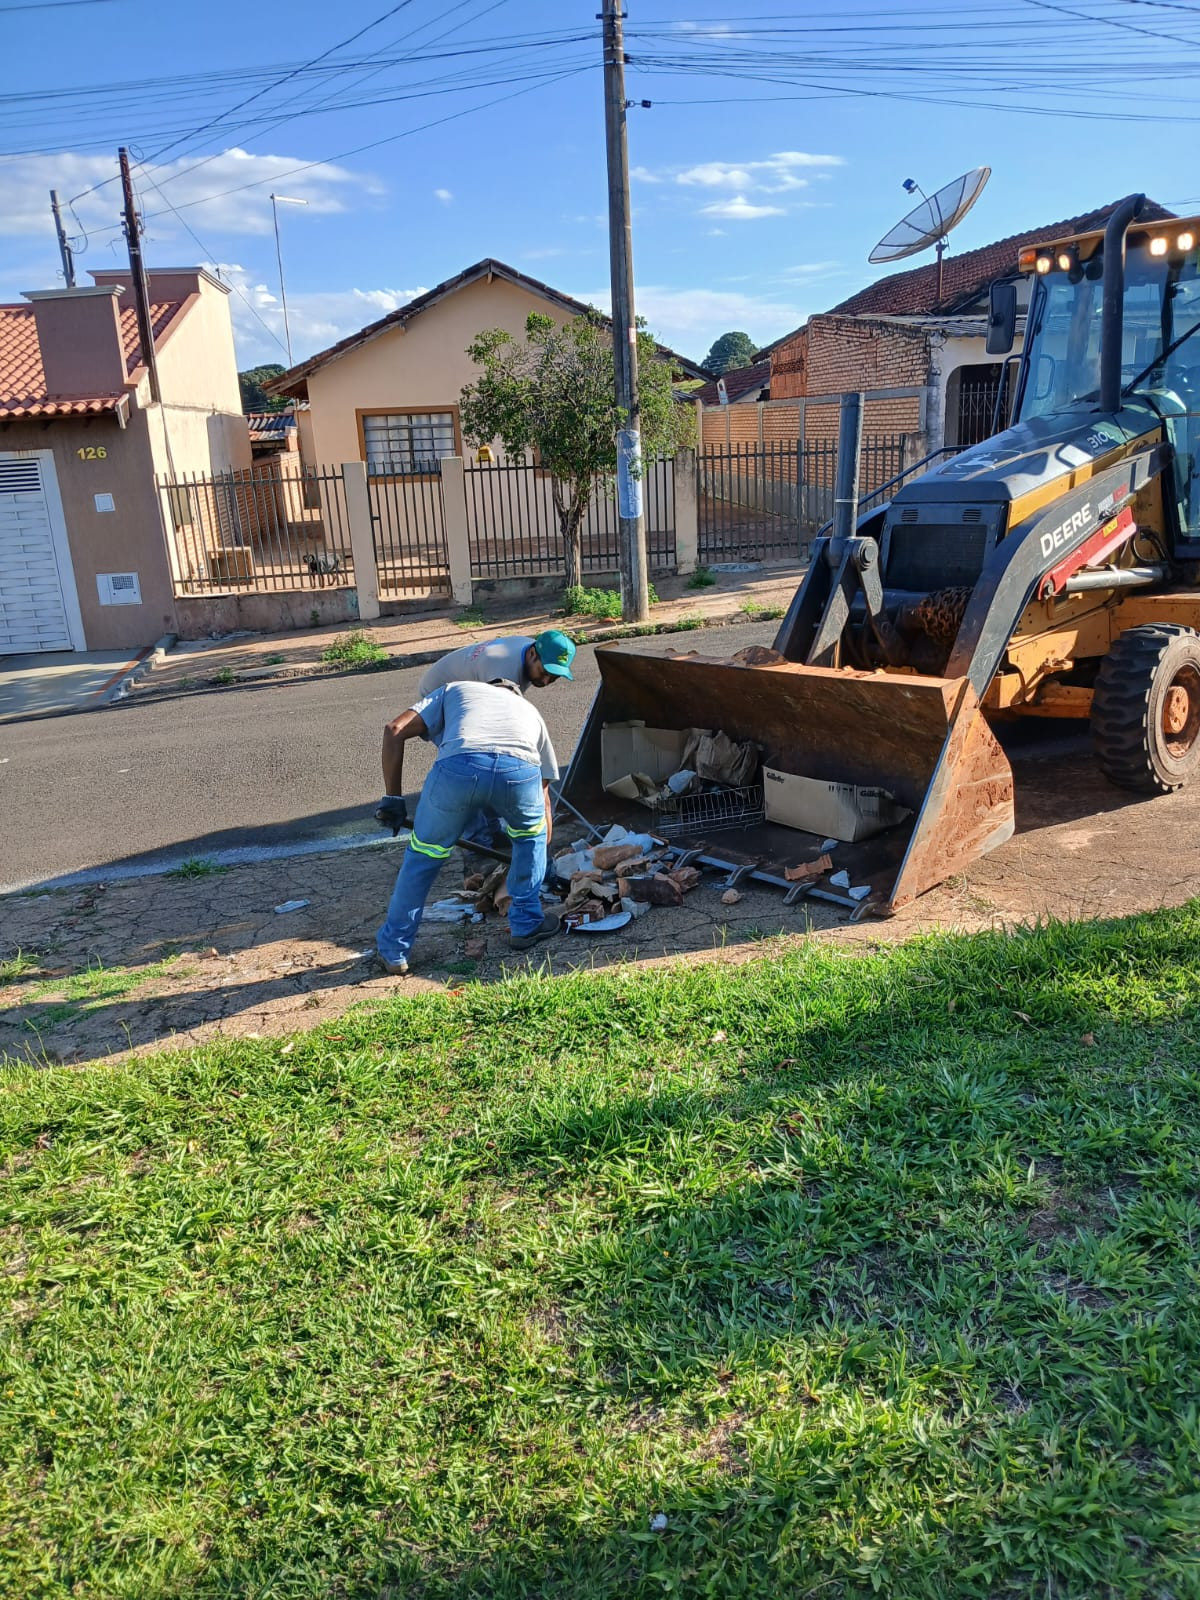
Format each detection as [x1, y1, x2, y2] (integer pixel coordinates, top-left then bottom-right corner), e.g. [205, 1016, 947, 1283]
[1091, 625, 1200, 793]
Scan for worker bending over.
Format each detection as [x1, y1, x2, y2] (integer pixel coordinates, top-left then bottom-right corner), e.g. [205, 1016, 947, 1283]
[375, 679, 559, 975]
[417, 628, 575, 696]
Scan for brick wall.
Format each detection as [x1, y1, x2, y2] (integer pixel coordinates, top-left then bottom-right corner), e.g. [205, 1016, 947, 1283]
[768, 314, 929, 441]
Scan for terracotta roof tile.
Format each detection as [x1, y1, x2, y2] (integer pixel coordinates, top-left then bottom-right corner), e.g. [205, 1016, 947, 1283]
[0, 298, 183, 417]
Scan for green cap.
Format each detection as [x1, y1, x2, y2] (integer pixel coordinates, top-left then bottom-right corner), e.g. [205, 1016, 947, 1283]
[533, 628, 576, 680]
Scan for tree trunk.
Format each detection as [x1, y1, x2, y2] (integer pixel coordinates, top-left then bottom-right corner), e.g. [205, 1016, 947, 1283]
[553, 478, 588, 589]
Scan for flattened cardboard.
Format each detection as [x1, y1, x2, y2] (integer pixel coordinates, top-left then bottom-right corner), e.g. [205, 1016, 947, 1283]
[601, 722, 687, 801]
[763, 767, 911, 842]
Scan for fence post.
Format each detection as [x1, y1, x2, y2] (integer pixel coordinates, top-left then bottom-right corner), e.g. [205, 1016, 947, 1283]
[439, 456, 474, 607]
[342, 461, 381, 621]
[673, 448, 699, 575]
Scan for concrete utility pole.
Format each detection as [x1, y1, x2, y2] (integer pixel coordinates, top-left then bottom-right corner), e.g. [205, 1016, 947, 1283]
[49, 190, 75, 288]
[601, 0, 649, 623]
[118, 146, 161, 403]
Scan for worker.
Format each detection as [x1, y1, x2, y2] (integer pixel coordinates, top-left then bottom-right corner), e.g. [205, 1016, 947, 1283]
[416, 629, 576, 697]
[375, 679, 560, 975]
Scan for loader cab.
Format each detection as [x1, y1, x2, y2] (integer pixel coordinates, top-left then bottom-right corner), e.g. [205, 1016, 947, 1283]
[1013, 218, 1200, 545]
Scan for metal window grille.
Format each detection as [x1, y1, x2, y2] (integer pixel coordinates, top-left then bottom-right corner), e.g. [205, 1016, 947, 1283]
[363, 412, 455, 476]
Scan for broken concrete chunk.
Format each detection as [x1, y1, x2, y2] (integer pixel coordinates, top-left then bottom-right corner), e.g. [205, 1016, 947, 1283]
[666, 865, 701, 893]
[622, 874, 684, 907]
[784, 854, 832, 883]
[592, 843, 647, 871]
[721, 889, 742, 905]
[619, 896, 650, 919]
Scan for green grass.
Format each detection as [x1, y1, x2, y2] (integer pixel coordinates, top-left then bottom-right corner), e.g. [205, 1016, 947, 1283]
[16, 956, 184, 1031]
[3, 910, 1200, 1596]
[454, 607, 486, 628]
[264, 653, 287, 666]
[319, 630, 388, 667]
[165, 857, 226, 881]
[212, 666, 236, 686]
[687, 564, 717, 588]
[0, 951, 40, 984]
[563, 583, 660, 620]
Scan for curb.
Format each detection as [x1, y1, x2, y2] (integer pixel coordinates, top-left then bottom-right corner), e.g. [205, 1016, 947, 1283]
[102, 634, 178, 705]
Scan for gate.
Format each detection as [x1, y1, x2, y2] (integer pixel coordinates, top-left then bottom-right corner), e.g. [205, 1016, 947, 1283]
[368, 473, 451, 597]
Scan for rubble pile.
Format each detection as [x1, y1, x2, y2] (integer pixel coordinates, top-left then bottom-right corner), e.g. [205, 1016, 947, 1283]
[552, 824, 702, 932]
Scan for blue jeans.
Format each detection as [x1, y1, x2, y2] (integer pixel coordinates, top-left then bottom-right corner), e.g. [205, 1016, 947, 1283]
[377, 752, 547, 965]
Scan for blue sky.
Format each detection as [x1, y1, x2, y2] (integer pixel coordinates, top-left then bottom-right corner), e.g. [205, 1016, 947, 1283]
[5, 0, 1200, 369]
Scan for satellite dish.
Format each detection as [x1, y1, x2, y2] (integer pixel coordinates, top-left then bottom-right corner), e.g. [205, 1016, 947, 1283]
[869, 166, 991, 306]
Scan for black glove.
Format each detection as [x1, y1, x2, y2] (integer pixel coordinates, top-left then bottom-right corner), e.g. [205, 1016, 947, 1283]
[374, 795, 410, 836]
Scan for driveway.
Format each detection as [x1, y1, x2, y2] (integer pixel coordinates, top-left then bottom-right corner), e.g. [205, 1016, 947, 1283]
[0, 647, 149, 724]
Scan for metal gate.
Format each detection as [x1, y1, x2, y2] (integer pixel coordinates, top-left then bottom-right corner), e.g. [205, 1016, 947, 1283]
[368, 473, 451, 597]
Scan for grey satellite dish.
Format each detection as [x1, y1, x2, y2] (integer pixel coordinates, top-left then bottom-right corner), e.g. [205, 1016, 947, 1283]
[869, 166, 991, 306]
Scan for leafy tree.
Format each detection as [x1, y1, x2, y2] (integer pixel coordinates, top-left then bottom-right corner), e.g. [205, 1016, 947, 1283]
[702, 331, 757, 376]
[460, 310, 692, 588]
[238, 364, 288, 413]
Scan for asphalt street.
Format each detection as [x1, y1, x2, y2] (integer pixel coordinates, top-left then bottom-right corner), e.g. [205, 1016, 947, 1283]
[0, 622, 776, 893]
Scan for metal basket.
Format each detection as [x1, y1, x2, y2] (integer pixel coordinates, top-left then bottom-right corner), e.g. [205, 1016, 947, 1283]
[657, 784, 765, 835]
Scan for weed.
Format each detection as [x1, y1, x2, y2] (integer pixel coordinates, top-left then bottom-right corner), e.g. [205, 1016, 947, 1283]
[320, 630, 388, 667]
[673, 614, 706, 630]
[563, 583, 660, 620]
[309, 608, 321, 627]
[759, 605, 785, 621]
[165, 858, 225, 881]
[687, 564, 717, 588]
[741, 600, 763, 618]
[213, 666, 236, 686]
[454, 607, 486, 629]
[442, 958, 478, 977]
[0, 951, 40, 984]
[264, 653, 286, 666]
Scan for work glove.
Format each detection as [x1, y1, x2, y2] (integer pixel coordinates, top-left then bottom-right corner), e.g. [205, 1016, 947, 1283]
[374, 795, 410, 836]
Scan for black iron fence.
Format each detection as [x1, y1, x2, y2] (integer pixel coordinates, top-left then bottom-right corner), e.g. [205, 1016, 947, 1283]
[466, 456, 675, 578]
[367, 472, 451, 597]
[158, 465, 353, 595]
[698, 435, 908, 563]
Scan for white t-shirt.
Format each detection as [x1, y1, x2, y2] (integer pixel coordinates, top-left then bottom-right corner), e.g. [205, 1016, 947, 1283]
[417, 635, 533, 697]
[411, 681, 559, 781]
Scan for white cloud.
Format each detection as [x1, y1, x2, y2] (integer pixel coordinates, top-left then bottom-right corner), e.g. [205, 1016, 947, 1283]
[574, 284, 808, 358]
[777, 260, 841, 279]
[699, 196, 785, 221]
[211, 263, 426, 366]
[434, 188, 453, 204]
[630, 166, 663, 184]
[0, 149, 380, 246]
[678, 151, 842, 196]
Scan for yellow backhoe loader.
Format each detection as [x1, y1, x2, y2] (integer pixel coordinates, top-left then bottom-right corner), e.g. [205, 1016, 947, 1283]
[562, 195, 1200, 910]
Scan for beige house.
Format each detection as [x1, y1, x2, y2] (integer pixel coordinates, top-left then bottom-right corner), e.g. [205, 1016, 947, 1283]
[0, 266, 248, 654]
[268, 258, 705, 470]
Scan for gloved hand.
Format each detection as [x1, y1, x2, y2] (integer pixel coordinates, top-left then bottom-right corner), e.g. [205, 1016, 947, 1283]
[374, 795, 410, 836]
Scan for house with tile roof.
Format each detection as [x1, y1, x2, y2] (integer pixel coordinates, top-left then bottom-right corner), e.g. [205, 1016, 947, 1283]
[759, 195, 1173, 458]
[266, 257, 706, 473]
[0, 267, 247, 654]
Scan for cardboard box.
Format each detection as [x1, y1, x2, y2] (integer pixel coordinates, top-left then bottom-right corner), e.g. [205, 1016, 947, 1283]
[763, 767, 911, 842]
[601, 722, 686, 802]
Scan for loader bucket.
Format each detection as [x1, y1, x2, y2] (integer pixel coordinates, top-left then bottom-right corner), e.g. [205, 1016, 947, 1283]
[562, 646, 1016, 909]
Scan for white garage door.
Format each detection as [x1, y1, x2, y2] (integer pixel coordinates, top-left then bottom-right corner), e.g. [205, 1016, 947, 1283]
[0, 453, 81, 654]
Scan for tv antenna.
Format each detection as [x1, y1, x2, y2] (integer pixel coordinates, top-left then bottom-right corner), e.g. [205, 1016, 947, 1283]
[869, 166, 991, 308]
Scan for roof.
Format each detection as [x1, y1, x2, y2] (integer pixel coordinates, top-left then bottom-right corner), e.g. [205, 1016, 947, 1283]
[0, 297, 185, 418]
[828, 194, 1175, 319]
[692, 358, 771, 407]
[757, 195, 1176, 357]
[246, 410, 297, 442]
[266, 257, 709, 397]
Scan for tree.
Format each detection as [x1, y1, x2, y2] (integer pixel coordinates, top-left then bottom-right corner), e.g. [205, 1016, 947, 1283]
[460, 310, 692, 588]
[702, 331, 757, 376]
[238, 364, 288, 413]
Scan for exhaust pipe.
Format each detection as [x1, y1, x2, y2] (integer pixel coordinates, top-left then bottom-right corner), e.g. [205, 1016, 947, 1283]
[1100, 193, 1145, 415]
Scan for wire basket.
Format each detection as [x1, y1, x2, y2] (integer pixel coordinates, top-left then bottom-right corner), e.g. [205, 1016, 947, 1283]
[657, 784, 765, 835]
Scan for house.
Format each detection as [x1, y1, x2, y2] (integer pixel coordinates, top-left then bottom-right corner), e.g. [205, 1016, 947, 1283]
[759, 195, 1175, 456]
[246, 409, 299, 460]
[266, 257, 706, 470]
[0, 266, 248, 654]
[692, 358, 771, 411]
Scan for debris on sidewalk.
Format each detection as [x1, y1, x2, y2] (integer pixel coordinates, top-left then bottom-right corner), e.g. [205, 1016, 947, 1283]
[273, 899, 311, 914]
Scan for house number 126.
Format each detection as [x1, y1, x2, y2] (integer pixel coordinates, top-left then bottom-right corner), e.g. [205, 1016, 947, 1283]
[76, 446, 108, 461]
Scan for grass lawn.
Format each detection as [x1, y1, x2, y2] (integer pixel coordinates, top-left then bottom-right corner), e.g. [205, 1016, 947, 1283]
[2, 911, 1200, 1597]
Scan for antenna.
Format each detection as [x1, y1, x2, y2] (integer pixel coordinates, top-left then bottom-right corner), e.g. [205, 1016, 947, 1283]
[869, 166, 991, 307]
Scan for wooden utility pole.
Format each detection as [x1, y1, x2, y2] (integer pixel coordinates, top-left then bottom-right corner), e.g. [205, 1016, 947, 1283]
[49, 190, 75, 287]
[118, 147, 161, 403]
[601, 0, 649, 623]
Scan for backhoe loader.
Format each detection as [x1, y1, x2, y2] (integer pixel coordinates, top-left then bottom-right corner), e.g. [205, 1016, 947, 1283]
[562, 195, 1200, 909]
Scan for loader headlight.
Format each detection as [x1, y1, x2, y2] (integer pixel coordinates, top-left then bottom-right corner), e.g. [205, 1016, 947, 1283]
[1179, 231, 1196, 252]
[1035, 255, 1053, 274]
[1149, 236, 1169, 257]
[1057, 250, 1074, 272]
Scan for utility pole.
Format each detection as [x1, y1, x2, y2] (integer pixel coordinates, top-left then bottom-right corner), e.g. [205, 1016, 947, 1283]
[601, 0, 649, 623]
[118, 146, 161, 403]
[49, 190, 76, 288]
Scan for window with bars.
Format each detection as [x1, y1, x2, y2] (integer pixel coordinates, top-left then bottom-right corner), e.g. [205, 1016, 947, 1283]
[362, 411, 455, 476]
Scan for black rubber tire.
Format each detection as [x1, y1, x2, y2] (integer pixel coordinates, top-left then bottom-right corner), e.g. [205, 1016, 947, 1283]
[1091, 624, 1200, 794]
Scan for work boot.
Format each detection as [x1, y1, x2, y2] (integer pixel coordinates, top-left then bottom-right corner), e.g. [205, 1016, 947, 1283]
[509, 915, 559, 952]
[377, 954, 410, 976]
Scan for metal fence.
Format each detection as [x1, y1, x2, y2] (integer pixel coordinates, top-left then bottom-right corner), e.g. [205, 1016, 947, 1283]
[466, 456, 675, 578]
[159, 465, 353, 595]
[698, 435, 908, 563]
[368, 473, 451, 597]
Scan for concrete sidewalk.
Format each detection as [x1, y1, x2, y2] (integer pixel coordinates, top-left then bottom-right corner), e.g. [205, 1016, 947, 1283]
[129, 563, 805, 701]
[0, 647, 150, 723]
